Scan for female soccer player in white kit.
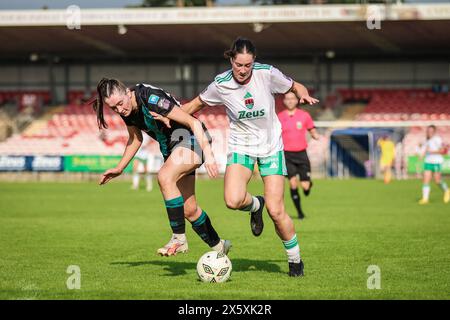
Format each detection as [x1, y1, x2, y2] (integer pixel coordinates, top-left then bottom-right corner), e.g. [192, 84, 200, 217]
[182, 38, 319, 276]
[418, 125, 450, 204]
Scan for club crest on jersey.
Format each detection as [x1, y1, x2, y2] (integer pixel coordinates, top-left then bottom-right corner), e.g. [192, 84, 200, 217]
[296, 121, 303, 129]
[244, 92, 254, 109]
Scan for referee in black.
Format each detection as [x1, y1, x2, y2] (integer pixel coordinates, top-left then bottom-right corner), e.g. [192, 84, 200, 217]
[277, 92, 320, 219]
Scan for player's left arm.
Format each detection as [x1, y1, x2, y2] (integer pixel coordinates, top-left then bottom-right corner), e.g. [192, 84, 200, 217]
[164, 107, 218, 178]
[289, 81, 320, 105]
[309, 128, 320, 140]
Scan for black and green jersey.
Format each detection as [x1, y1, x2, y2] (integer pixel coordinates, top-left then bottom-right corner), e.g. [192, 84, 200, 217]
[121, 83, 207, 158]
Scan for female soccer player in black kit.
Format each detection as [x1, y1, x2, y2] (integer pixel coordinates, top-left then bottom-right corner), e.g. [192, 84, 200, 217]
[92, 78, 231, 256]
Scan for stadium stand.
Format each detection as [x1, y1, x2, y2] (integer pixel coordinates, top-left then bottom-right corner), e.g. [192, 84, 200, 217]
[0, 103, 125, 155]
[0, 90, 50, 111]
[314, 88, 449, 168]
[1, 87, 448, 176]
[336, 88, 450, 121]
[0, 99, 232, 157]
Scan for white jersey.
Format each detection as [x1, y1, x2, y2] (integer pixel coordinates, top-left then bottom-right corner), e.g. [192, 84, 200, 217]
[199, 63, 293, 157]
[422, 135, 444, 164]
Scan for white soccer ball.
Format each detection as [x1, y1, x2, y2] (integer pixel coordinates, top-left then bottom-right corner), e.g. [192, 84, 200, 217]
[196, 251, 232, 283]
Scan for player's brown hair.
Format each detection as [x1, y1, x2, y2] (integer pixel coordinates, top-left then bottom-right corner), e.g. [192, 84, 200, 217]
[92, 78, 127, 129]
[224, 37, 256, 59]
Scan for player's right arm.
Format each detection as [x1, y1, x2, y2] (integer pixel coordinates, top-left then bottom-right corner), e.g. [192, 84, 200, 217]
[151, 82, 219, 125]
[181, 96, 206, 115]
[99, 125, 143, 185]
[269, 66, 319, 105]
[290, 82, 319, 105]
[149, 97, 206, 127]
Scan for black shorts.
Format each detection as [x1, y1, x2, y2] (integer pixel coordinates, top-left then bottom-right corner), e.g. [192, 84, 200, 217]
[284, 150, 311, 181]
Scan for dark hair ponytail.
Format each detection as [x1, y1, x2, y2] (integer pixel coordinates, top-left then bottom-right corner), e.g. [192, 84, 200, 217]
[91, 77, 127, 129]
[224, 37, 256, 59]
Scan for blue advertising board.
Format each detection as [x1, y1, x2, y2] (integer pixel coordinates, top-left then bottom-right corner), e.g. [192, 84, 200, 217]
[0, 155, 64, 172]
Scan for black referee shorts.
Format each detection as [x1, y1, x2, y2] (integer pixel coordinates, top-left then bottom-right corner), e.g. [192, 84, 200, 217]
[284, 150, 311, 181]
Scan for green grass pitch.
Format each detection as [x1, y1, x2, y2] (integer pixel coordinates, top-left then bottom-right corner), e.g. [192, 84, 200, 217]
[1, 178, 449, 299]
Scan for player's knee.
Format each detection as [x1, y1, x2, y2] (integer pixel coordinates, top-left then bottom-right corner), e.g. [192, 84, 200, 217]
[157, 171, 174, 189]
[266, 201, 285, 221]
[301, 182, 310, 191]
[224, 195, 244, 210]
[289, 178, 297, 188]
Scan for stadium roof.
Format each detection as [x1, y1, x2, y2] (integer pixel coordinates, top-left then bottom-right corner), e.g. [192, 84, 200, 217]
[1, 4, 450, 61]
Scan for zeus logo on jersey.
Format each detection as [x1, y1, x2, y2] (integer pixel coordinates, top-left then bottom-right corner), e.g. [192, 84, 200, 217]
[238, 109, 265, 120]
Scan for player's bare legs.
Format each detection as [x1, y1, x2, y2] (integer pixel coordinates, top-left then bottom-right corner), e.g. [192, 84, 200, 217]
[224, 164, 265, 236]
[419, 170, 432, 204]
[144, 165, 153, 192]
[132, 158, 153, 191]
[263, 175, 295, 240]
[178, 174, 231, 254]
[263, 174, 303, 276]
[300, 181, 311, 191]
[131, 159, 141, 190]
[381, 164, 393, 184]
[433, 171, 441, 185]
[289, 176, 298, 190]
[433, 171, 450, 203]
[224, 164, 253, 209]
[157, 147, 228, 256]
[156, 148, 198, 256]
[157, 147, 199, 199]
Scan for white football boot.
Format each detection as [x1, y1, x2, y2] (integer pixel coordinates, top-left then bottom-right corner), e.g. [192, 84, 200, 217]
[157, 234, 188, 256]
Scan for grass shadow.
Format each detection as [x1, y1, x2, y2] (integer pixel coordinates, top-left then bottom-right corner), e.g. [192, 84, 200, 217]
[111, 260, 194, 276]
[111, 258, 285, 276]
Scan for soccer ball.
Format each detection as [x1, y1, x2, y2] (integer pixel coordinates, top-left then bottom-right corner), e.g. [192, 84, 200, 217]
[196, 251, 232, 283]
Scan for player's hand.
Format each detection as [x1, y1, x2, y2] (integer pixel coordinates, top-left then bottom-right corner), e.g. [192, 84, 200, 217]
[149, 111, 171, 128]
[300, 95, 319, 105]
[99, 167, 123, 185]
[204, 157, 219, 179]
